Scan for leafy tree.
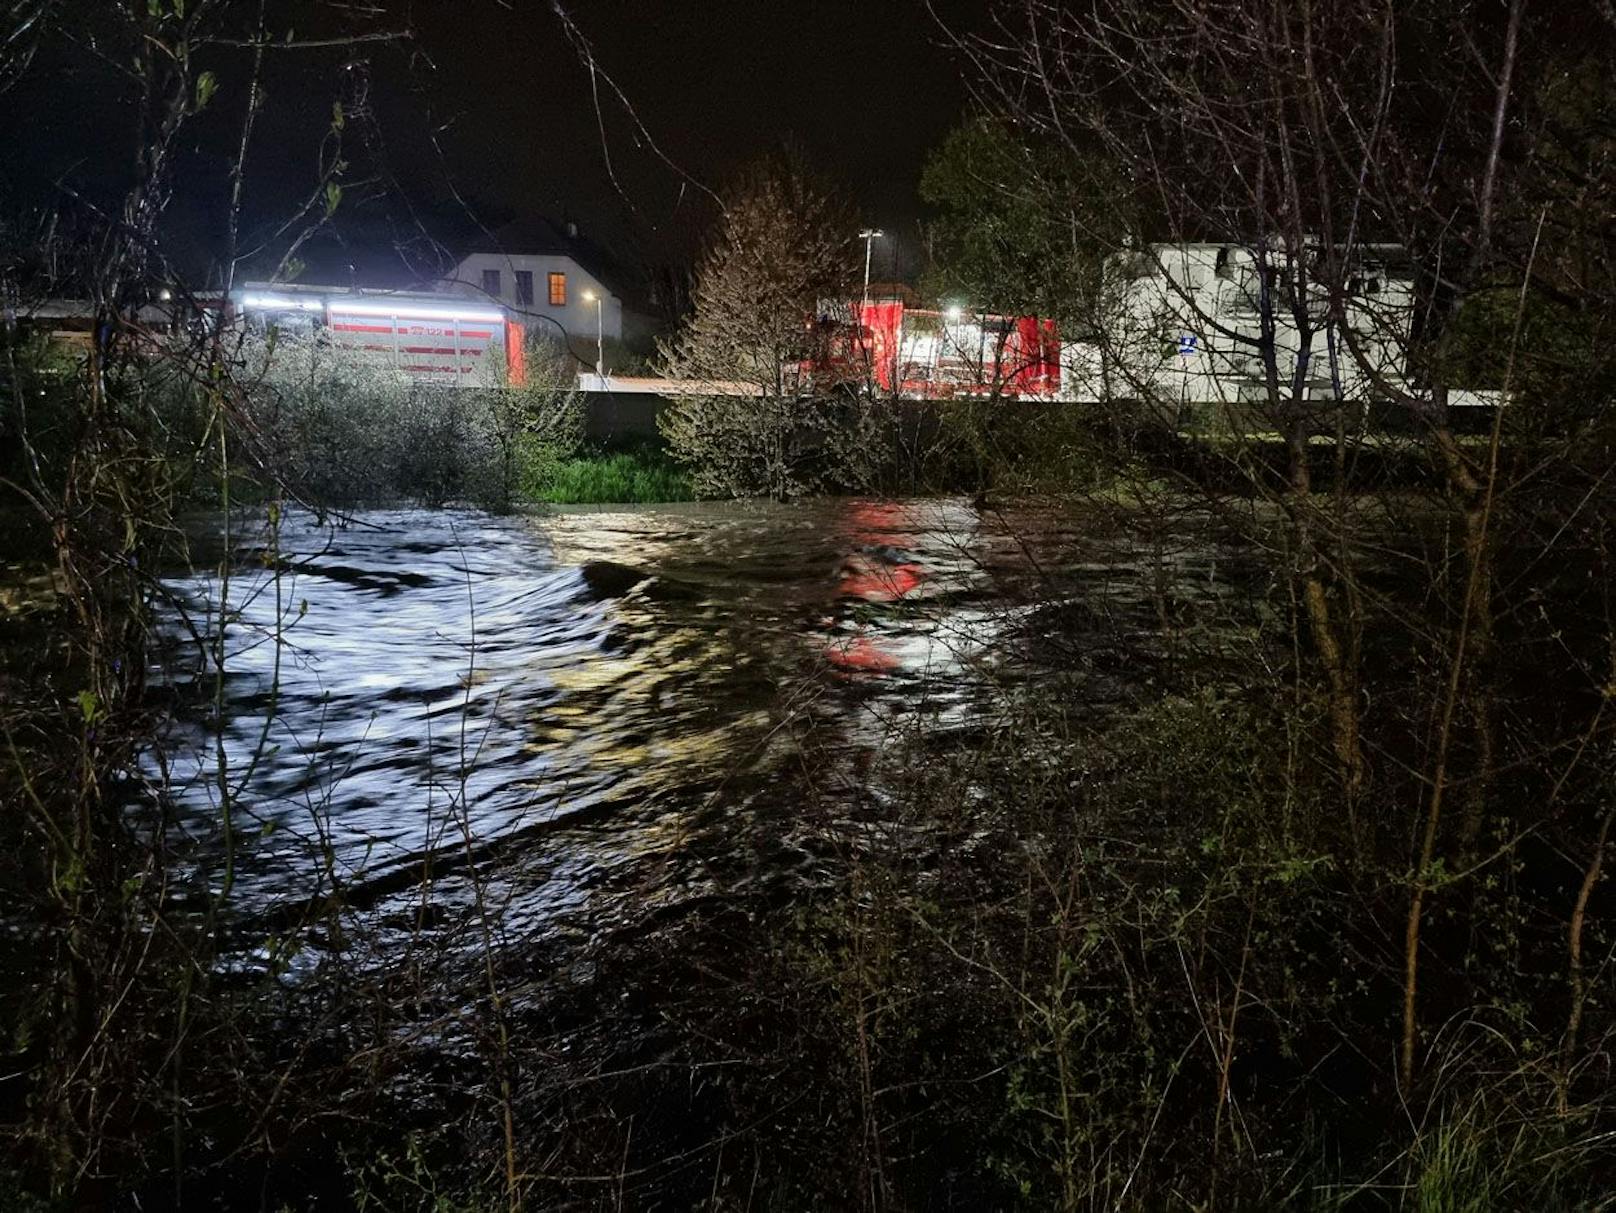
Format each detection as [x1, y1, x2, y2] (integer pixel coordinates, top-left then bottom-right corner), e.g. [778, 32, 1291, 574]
[919, 117, 1137, 324]
[660, 153, 853, 395]
[659, 154, 880, 499]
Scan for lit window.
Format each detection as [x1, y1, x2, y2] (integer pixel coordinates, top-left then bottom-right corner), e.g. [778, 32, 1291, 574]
[514, 270, 534, 306]
[548, 272, 567, 307]
[481, 268, 502, 298]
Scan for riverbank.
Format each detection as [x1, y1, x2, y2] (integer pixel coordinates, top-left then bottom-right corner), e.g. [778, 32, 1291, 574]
[5, 487, 1614, 1208]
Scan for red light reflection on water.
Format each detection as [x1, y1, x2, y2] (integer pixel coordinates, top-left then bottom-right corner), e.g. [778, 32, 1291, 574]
[824, 634, 901, 673]
[823, 502, 928, 676]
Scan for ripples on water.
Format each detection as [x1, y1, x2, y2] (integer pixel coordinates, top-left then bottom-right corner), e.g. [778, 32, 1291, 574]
[149, 498, 1245, 967]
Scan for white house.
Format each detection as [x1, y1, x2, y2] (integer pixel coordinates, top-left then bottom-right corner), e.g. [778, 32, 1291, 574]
[437, 217, 633, 359]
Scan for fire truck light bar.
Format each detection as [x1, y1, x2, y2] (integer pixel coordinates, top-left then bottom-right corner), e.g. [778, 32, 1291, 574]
[241, 294, 325, 312]
[326, 301, 506, 323]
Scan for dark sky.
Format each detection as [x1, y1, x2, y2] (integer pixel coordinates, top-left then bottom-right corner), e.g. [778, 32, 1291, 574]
[1, 0, 991, 286]
[389, 0, 989, 279]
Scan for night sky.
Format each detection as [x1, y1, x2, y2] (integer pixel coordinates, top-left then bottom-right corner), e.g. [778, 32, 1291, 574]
[414, 2, 983, 248]
[2, 1, 990, 287]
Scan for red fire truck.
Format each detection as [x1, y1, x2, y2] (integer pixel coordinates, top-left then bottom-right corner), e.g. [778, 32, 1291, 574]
[807, 299, 1061, 400]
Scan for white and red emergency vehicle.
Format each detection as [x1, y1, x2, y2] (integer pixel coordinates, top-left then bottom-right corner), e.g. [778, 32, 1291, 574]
[237, 286, 528, 387]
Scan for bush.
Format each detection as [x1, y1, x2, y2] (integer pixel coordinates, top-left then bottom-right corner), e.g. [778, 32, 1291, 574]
[659, 392, 893, 499]
[678, 673, 1616, 1210]
[235, 331, 581, 511]
[658, 387, 1122, 501]
[908, 395, 1121, 495]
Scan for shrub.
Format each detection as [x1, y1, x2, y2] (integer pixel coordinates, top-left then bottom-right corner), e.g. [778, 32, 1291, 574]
[910, 395, 1120, 495]
[659, 392, 894, 499]
[234, 331, 581, 511]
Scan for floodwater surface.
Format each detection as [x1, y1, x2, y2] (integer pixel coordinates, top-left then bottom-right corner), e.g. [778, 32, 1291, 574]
[150, 499, 1248, 970]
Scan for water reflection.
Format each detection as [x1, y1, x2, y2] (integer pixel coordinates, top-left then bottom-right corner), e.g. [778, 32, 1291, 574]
[149, 498, 1251, 964]
[150, 502, 992, 945]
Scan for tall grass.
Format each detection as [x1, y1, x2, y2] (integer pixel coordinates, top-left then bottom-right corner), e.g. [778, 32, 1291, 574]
[529, 444, 693, 504]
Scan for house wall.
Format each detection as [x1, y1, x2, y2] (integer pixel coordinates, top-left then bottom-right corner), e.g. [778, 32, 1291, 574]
[443, 253, 624, 347]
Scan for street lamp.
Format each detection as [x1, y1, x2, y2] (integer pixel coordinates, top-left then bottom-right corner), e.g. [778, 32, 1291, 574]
[942, 304, 964, 358]
[858, 228, 884, 306]
[582, 288, 605, 380]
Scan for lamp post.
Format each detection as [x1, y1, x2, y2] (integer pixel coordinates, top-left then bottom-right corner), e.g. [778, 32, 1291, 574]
[858, 228, 884, 306]
[583, 289, 605, 380]
[940, 304, 964, 380]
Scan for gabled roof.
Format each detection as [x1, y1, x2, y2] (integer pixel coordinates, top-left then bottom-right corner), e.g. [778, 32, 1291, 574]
[463, 216, 647, 311]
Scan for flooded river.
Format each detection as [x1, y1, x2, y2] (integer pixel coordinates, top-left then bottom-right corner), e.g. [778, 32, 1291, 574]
[150, 499, 1248, 972]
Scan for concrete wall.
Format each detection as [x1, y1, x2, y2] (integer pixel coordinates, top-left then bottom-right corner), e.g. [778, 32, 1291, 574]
[579, 391, 670, 442]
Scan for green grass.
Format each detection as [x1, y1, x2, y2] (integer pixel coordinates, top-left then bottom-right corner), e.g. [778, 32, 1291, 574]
[531, 446, 694, 504]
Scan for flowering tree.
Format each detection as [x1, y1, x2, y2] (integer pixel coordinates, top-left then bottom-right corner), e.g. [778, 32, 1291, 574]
[659, 154, 880, 499]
